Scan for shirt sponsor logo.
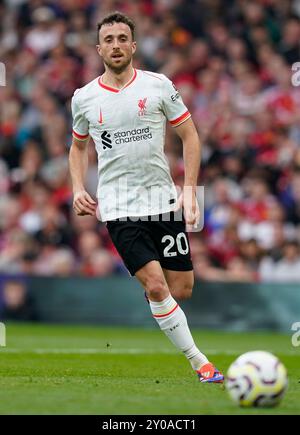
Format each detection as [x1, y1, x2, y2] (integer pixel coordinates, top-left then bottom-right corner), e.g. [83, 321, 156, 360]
[101, 131, 112, 149]
[114, 126, 153, 144]
[100, 127, 153, 149]
[171, 82, 180, 102]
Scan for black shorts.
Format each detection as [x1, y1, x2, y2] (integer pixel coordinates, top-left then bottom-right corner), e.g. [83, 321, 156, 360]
[106, 211, 193, 276]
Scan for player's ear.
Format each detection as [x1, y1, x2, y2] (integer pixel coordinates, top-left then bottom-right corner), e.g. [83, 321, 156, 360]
[96, 44, 102, 57]
[132, 41, 137, 55]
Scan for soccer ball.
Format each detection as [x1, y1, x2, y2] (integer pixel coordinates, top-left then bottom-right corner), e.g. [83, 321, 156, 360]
[226, 351, 288, 408]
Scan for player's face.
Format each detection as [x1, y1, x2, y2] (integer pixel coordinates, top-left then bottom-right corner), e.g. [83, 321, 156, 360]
[97, 22, 136, 73]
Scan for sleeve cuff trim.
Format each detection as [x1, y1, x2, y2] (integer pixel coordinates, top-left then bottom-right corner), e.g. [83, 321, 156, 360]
[169, 111, 191, 127]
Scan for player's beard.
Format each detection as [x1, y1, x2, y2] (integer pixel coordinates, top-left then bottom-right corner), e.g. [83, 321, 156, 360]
[104, 55, 132, 74]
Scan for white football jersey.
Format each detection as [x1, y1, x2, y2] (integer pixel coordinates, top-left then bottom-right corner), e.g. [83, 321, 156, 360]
[71, 69, 191, 221]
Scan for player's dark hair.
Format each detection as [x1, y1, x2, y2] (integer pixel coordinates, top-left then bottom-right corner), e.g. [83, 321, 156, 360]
[97, 12, 135, 42]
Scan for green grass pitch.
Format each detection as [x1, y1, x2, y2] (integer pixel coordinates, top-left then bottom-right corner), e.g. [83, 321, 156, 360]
[0, 323, 299, 415]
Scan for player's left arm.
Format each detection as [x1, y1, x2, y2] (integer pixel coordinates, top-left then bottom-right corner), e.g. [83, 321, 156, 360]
[160, 74, 201, 226]
[174, 117, 201, 227]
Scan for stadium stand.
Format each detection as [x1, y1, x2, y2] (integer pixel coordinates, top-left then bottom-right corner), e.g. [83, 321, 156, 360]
[1, 0, 300, 282]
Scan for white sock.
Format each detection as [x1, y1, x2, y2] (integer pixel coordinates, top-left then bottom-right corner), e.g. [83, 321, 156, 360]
[149, 294, 209, 371]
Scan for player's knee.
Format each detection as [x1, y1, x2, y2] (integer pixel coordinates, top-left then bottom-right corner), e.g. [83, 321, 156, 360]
[183, 282, 193, 299]
[185, 274, 194, 299]
[145, 275, 169, 301]
[174, 284, 193, 300]
[171, 278, 194, 300]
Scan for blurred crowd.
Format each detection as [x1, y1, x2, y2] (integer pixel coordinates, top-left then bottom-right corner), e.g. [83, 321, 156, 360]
[1, 0, 300, 283]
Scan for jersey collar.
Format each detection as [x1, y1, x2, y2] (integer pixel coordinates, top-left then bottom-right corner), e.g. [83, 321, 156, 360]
[98, 68, 137, 93]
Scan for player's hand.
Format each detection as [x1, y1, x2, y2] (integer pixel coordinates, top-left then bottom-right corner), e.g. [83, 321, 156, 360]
[73, 190, 97, 216]
[175, 189, 200, 228]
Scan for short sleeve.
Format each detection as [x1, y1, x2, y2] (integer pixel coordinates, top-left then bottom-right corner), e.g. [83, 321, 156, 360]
[161, 75, 191, 127]
[71, 91, 89, 140]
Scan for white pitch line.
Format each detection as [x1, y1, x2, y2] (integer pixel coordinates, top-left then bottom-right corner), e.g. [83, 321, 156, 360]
[1, 348, 175, 355]
[0, 348, 299, 356]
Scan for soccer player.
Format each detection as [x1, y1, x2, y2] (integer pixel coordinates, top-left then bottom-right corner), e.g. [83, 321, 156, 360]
[69, 12, 223, 383]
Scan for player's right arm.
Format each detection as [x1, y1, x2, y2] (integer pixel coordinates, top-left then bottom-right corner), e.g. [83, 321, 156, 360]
[69, 92, 97, 216]
[69, 136, 97, 216]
